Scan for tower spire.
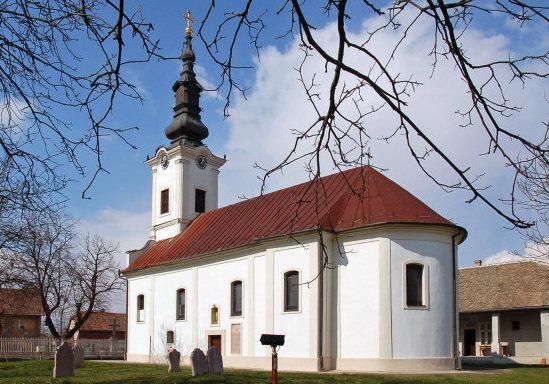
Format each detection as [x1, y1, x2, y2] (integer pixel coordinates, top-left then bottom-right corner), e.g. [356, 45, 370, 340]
[164, 10, 209, 145]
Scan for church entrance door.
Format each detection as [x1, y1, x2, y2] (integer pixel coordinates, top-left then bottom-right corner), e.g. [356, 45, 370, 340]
[209, 334, 222, 352]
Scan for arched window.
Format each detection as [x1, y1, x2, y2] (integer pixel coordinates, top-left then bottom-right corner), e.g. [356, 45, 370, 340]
[284, 271, 299, 312]
[211, 305, 219, 325]
[176, 289, 186, 320]
[406, 263, 424, 307]
[137, 294, 145, 322]
[231, 281, 243, 316]
[166, 330, 174, 344]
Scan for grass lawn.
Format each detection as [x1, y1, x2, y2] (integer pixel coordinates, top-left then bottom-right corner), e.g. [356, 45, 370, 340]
[0, 360, 547, 384]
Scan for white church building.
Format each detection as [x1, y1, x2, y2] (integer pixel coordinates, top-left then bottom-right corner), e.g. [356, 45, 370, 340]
[122, 22, 467, 373]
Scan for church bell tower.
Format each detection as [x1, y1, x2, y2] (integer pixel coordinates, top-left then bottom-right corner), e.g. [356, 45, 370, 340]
[147, 12, 226, 241]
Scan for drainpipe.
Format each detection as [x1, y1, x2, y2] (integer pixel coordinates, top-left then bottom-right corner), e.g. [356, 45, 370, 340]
[124, 275, 129, 361]
[451, 233, 460, 370]
[317, 234, 325, 371]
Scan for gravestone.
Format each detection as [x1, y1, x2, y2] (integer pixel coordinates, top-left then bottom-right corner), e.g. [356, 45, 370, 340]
[73, 345, 85, 368]
[207, 346, 224, 373]
[190, 348, 208, 376]
[167, 348, 181, 373]
[53, 342, 74, 378]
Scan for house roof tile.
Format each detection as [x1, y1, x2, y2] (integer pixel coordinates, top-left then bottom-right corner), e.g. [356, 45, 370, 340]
[459, 261, 549, 312]
[0, 289, 44, 316]
[77, 311, 127, 332]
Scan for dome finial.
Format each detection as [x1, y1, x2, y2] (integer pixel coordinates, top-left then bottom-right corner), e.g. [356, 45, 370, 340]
[184, 10, 194, 37]
[164, 10, 209, 145]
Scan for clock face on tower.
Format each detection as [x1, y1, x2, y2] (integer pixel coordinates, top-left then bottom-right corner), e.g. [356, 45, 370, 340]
[196, 155, 208, 169]
[160, 154, 169, 170]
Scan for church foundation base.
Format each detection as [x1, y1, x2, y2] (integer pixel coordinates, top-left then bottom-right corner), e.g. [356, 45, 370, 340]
[336, 357, 456, 372]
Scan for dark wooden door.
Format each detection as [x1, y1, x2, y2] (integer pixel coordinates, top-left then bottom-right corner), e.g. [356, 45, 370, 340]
[209, 335, 222, 351]
[464, 329, 476, 356]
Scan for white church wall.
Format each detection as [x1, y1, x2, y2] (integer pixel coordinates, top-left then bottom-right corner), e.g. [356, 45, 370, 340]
[272, 244, 314, 358]
[152, 154, 179, 227]
[196, 256, 249, 356]
[152, 269, 194, 355]
[127, 276, 153, 356]
[390, 233, 453, 359]
[155, 225, 181, 241]
[338, 239, 380, 358]
[183, 154, 220, 221]
[253, 255, 267, 357]
[149, 146, 224, 241]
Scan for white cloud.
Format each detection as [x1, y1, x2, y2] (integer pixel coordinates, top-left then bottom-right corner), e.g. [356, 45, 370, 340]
[195, 63, 217, 94]
[219, 8, 549, 217]
[0, 98, 29, 140]
[79, 208, 151, 265]
[78, 208, 150, 312]
[484, 250, 522, 265]
[484, 240, 549, 265]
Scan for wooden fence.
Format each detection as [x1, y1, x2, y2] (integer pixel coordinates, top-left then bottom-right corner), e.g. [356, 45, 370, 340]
[0, 337, 125, 360]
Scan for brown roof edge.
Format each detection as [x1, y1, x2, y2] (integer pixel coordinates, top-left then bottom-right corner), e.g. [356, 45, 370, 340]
[460, 305, 549, 314]
[123, 221, 466, 275]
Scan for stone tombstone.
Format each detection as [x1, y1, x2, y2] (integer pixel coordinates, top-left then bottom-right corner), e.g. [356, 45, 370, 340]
[207, 346, 224, 374]
[167, 348, 181, 373]
[190, 348, 209, 376]
[73, 345, 85, 368]
[53, 342, 74, 378]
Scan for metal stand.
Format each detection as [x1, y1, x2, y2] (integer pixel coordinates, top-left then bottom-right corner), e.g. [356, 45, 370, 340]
[271, 346, 278, 384]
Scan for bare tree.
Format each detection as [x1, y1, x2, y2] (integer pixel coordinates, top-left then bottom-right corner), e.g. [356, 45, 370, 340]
[518, 152, 549, 259]
[0, 210, 123, 339]
[196, 1, 548, 240]
[0, 0, 163, 205]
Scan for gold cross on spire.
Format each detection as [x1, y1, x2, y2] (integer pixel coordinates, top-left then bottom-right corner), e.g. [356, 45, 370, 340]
[184, 10, 194, 37]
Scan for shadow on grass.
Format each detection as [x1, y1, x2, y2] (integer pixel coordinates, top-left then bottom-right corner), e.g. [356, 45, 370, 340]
[0, 360, 547, 384]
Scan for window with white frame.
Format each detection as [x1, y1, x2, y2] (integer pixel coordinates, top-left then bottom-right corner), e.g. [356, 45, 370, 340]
[405, 263, 424, 307]
[166, 330, 174, 344]
[480, 322, 492, 344]
[284, 271, 299, 312]
[231, 281, 242, 317]
[137, 294, 145, 322]
[176, 289, 186, 320]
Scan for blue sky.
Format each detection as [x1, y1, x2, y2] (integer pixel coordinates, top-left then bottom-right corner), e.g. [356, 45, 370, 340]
[61, 1, 548, 269]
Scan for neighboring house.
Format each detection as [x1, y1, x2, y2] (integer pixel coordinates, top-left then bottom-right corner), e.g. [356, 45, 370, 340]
[0, 288, 44, 337]
[70, 311, 127, 341]
[459, 260, 549, 364]
[122, 21, 467, 373]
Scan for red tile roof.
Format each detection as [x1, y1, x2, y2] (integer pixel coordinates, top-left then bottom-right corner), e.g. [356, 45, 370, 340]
[125, 166, 463, 273]
[75, 311, 127, 332]
[0, 289, 44, 316]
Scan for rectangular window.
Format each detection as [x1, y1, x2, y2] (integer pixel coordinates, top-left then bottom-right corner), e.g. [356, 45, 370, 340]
[160, 189, 169, 214]
[231, 281, 243, 316]
[406, 263, 424, 307]
[284, 271, 299, 312]
[195, 189, 206, 213]
[176, 289, 186, 320]
[512, 320, 520, 331]
[166, 330, 174, 344]
[480, 322, 492, 344]
[137, 295, 145, 322]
